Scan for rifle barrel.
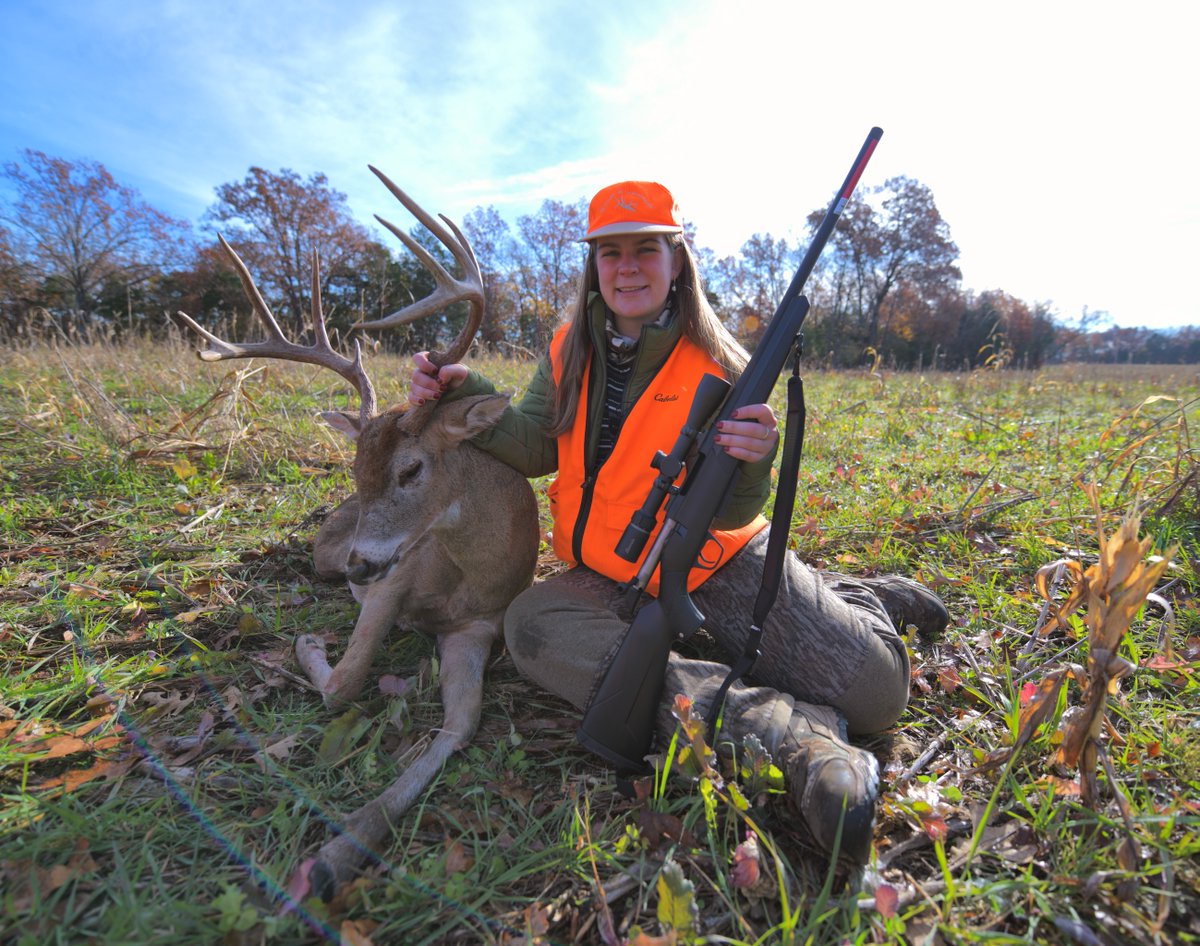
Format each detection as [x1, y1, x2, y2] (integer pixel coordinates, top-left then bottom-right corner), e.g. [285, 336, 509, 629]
[779, 126, 883, 315]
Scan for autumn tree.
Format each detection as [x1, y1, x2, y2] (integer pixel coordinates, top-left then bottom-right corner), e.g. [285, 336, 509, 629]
[807, 176, 960, 361]
[0, 150, 190, 329]
[712, 233, 795, 345]
[513, 198, 588, 349]
[462, 206, 522, 350]
[204, 167, 373, 338]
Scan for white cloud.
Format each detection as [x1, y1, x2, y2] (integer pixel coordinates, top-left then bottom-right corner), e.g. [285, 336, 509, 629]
[1, 0, 1195, 327]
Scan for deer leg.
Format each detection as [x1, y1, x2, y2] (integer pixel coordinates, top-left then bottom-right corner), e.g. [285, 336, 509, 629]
[294, 634, 334, 692]
[305, 619, 498, 899]
[296, 580, 404, 708]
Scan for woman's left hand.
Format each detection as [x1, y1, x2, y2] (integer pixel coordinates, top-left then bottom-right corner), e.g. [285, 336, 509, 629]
[715, 403, 778, 462]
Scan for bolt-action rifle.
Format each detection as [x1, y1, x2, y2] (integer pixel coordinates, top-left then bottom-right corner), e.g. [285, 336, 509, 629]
[577, 127, 883, 773]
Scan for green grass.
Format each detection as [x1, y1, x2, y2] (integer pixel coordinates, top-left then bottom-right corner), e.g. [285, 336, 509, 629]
[1, 338, 1197, 944]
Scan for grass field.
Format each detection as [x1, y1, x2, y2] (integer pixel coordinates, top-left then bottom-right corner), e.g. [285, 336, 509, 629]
[1, 339, 1197, 945]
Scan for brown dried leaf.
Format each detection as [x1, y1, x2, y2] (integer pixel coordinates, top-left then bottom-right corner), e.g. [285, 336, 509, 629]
[875, 882, 899, 918]
[637, 810, 699, 852]
[339, 919, 378, 946]
[1013, 669, 1068, 753]
[444, 838, 474, 874]
[139, 689, 195, 716]
[936, 666, 962, 693]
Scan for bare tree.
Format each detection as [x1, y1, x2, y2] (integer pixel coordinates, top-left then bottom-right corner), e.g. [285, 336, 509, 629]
[0, 150, 190, 327]
[809, 176, 960, 356]
[514, 198, 587, 348]
[205, 167, 373, 338]
[713, 232, 795, 344]
[462, 205, 520, 349]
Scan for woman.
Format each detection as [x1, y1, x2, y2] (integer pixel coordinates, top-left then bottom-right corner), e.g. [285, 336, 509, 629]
[409, 181, 948, 863]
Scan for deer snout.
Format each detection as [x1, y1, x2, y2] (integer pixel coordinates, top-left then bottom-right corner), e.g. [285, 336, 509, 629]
[345, 550, 388, 585]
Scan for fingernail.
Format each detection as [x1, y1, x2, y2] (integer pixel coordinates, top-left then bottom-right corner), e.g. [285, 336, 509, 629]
[416, 398, 426, 406]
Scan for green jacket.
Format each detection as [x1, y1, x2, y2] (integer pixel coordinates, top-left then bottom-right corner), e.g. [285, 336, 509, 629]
[444, 295, 775, 530]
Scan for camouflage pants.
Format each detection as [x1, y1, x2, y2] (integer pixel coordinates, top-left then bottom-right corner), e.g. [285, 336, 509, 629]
[503, 529, 910, 739]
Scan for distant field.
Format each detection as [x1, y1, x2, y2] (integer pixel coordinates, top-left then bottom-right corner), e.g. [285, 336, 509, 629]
[1, 340, 1197, 945]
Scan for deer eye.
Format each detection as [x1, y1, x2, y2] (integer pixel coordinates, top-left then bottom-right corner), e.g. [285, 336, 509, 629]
[396, 460, 423, 486]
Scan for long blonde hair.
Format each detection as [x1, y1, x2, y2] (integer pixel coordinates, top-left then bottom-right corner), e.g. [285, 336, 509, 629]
[547, 234, 747, 437]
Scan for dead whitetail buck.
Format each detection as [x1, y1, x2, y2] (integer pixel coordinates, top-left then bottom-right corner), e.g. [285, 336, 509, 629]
[175, 167, 539, 900]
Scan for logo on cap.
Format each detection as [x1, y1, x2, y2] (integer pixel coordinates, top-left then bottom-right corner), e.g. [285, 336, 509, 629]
[582, 181, 683, 242]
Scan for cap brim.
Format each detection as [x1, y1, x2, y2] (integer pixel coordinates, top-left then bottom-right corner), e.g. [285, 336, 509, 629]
[581, 222, 684, 242]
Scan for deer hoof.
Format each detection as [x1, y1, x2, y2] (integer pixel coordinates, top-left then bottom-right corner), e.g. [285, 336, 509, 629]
[308, 859, 338, 903]
[294, 633, 328, 662]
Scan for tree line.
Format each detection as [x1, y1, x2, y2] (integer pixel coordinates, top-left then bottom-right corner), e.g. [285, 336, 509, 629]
[1, 149, 1193, 366]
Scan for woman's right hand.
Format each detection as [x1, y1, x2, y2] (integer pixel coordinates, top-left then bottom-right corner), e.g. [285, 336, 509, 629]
[409, 351, 468, 406]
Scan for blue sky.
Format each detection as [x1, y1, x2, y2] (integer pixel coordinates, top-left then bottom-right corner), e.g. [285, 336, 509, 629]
[2, 0, 1195, 330]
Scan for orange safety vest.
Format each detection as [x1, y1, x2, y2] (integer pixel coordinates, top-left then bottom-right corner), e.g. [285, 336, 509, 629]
[548, 326, 766, 595]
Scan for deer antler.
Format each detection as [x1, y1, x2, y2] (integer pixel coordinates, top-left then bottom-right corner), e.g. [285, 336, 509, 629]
[177, 171, 488, 432]
[359, 165, 484, 369]
[175, 235, 378, 423]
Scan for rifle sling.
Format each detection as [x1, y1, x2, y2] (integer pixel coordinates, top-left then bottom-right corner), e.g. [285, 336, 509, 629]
[706, 352, 806, 745]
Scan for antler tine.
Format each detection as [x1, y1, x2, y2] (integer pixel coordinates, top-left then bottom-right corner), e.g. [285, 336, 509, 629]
[366, 165, 459, 257]
[217, 234, 289, 345]
[175, 237, 378, 423]
[429, 211, 484, 368]
[355, 167, 485, 362]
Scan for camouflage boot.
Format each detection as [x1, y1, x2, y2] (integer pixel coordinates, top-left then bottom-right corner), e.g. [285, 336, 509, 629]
[661, 658, 880, 864]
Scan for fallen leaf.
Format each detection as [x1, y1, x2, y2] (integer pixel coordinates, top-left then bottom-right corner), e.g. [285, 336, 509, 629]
[875, 882, 899, 918]
[175, 608, 217, 624]
[18, 732, 90, 762]
[522, 904, 550, 937]
[636, 810, 699, 852]
[317, 709, 370, 765]
[920, 812, 948, 841]
[627, 931, 676, 946]
[36, 757, 129, 792]
[280, 858, 314, 915]
[139, 689, 195, 716]
[937, 666, 962, 693]
[260, 733, 300, 763]
[339, 918, 378, 946]
[444, 838, 474, 875]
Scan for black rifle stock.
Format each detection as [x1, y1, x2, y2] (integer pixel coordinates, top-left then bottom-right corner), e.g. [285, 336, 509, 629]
[577, 128, 883, 773]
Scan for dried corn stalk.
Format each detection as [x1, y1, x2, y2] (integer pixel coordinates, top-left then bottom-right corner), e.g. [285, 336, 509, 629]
[1033, 482, 1176, 807]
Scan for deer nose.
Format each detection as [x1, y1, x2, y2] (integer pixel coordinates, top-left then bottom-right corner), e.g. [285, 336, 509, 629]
[345, 551, 384, 585]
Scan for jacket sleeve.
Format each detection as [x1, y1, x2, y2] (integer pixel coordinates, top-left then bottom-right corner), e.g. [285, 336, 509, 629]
[440, 358, 558, 477]
[713, 448, 775, 529]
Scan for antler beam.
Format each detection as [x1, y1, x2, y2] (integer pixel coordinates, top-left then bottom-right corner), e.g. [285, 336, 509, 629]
[175, 235, 378, 422]
[358, 166, 485, 368]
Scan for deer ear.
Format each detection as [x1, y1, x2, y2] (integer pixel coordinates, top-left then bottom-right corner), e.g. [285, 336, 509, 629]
[433, 394, 511, 443]
[319, 411, 362, 441]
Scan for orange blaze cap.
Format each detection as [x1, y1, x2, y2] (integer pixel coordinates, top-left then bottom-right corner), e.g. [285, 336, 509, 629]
[582, 180, 683, 242]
